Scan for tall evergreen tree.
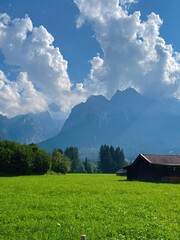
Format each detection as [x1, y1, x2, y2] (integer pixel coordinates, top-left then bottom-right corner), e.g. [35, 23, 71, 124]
[110, 145, 116, 172]
[64, 147, 80, 173]
[115, 147, 126, 171]
[98, 144, 126, 173]
[99, 144, 113, 173]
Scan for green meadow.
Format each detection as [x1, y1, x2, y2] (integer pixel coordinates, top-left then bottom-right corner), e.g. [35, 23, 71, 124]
[0, 174, 179, 240]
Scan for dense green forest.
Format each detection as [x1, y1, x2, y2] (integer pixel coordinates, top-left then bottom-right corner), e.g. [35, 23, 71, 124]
[0, 140, 127, 176]
[0, 141, 51, 176]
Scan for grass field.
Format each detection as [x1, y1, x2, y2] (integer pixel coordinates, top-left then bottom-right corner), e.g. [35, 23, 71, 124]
[0, 174, 179, 240]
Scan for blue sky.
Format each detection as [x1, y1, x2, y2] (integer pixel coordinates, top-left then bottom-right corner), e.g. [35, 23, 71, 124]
[0, 0, 101, 83]
[0, 0, 180, 120]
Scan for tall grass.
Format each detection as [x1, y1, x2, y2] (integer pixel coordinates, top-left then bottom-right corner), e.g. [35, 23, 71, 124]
[0, 174, 179, 239]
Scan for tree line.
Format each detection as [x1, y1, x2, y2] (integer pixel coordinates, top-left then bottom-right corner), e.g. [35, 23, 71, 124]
[0, 141, 97, 176]
[98, 145, 128, 173]
[0, 141, 51, 176]
[0, 140, 127, 176]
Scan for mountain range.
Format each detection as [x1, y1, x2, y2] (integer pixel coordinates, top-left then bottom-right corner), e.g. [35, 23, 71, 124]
[0, 111, 60, 144]
[1, 88, 180, 159]
[39, 88, 180, 159]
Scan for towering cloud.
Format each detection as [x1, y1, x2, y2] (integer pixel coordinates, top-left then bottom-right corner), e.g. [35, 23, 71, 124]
[0, 13, 86, 118]
[0, 70, 46, 116]
[75, 0, 180, 99]
[1, 1, 180, 119]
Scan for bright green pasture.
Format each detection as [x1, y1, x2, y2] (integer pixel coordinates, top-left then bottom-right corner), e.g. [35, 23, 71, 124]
[0, 174, 179, 240]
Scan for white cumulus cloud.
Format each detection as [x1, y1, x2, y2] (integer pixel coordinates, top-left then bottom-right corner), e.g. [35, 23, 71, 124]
[0, 70, 47, 116]
[0, 13, 86, 118]
[75, 0, 180, 99]
[1, 0, 180, 119]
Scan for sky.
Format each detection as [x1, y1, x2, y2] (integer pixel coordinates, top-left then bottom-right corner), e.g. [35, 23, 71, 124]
[0, 0, 180, 121]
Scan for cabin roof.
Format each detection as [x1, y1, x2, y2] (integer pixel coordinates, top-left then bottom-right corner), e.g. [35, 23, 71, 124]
[141, 154, 180, 166]
[116, 169, 127, 174]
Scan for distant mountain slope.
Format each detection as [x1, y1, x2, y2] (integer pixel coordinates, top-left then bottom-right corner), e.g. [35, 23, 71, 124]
[39, 88, 180, 158]
[0, 111, 60, 144]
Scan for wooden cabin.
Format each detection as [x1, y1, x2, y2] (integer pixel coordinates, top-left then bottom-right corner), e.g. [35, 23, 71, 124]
[124, 154, 180, 183]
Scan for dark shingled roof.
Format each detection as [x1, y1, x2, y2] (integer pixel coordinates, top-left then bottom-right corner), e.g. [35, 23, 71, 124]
[141, 154, 180, 166]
